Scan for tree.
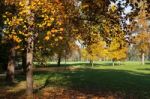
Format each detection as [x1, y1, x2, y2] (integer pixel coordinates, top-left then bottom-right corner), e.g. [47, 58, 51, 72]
[81, 40, 107, 67]
[108, 38, 128, 66]
[76, 0, 129, 67]
[3, 0, 65, 96]
[133, 32, 150, 65]
[34, 0, 80, 66]
[127, 0, 150, 65]
[2, 1, 21, 83]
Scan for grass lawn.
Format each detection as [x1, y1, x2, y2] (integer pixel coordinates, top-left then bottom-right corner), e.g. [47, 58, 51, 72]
[1, 61, 150, 99]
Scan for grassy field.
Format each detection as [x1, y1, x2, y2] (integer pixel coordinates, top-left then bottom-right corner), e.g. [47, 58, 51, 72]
[1, 61, 150, 99]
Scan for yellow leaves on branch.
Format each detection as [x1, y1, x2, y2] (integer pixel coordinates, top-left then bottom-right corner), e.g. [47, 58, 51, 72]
[15, 46, 20, 50]
[51, 29, 58, 33]
[44, 27, 64, 41]
[44, 36, 50, 41]
[8, 35, 22, 43]
[133, 32, 150, 53]
[3, 13, 23, 27]
[59, 36, 63, 40]
[59, 28, 64, 32]
[3, 0, 65, 45]
[108, 38, 127, 61]
[81, 40, 107, 61]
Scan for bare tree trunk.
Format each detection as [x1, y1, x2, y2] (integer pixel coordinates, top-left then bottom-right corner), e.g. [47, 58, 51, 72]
[6, 42, 15, 83]
[113, 62, 115, 66]
[142, 53, 145, 65]
[22, 49, 27, 74]
[118, 61, 121, 65]
[90, 60, 94, 68]
[112, 59, 115, 66]
[26, 37, 33, 96]
[57, 53, 61, 66]
[65, 50, 67, 64]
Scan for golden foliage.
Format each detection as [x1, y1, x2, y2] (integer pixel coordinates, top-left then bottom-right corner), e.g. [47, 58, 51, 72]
[108, 38, 128, 61]
[81, 40, 107, 61]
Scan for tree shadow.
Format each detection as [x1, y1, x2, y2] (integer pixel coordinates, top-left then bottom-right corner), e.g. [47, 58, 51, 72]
[0, 88, 25, 99]
[145, 62, 150, 65]
[0, 76, 26, 99]
[137, 68, 150, 71]
[1, 67, 150, 98]
[33, 68, 150, 99]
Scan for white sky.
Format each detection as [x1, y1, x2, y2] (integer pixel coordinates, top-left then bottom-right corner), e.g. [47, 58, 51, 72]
[124, 5, 132, 14]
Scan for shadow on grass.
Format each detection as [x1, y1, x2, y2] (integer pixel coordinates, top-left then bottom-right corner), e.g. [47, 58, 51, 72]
[0, 73, 25, 87]
[137, 68, 150, 71]
[33, 68, 150, 99]
[0, 76, 26, 99]
[0, 88, 25, 99]
[1, 67, 150, 99]
[145, 62, 150, 65]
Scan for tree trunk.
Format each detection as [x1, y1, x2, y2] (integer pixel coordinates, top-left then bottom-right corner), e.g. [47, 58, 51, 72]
[118, 61, 121, 65]
[22, 49, 27, 74]
[25, 0, 34, 96]
[6, 42, 15, 83]
[57, 53, 61, 66]
[64, 50, 66, 64]
[142, 53, 145, 65]
[26, 37, 33, 96]
[112, 59, 115, 66]
[90, 60, 94, 68]
[113, 62, 115, 66]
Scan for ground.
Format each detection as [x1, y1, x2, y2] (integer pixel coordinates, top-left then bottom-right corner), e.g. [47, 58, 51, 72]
[0, 61, 150, 99]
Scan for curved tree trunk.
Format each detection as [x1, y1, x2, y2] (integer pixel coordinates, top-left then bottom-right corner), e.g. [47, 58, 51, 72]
[6, 42, 15, 83]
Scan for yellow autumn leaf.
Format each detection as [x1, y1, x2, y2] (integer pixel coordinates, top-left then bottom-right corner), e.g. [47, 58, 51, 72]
[44, 36, 50, 41]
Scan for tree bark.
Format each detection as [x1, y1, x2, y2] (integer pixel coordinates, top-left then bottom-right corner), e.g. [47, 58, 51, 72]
[6, 42, 15, 83]
[26, 37, 33, 96]
[25, 0, 34, 96]
[142, 52, 145, 65]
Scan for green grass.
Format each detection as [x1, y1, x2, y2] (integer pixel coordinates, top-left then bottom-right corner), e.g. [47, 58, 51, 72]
[1, 62, 149, 98]
[17, 61, 150, 98]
